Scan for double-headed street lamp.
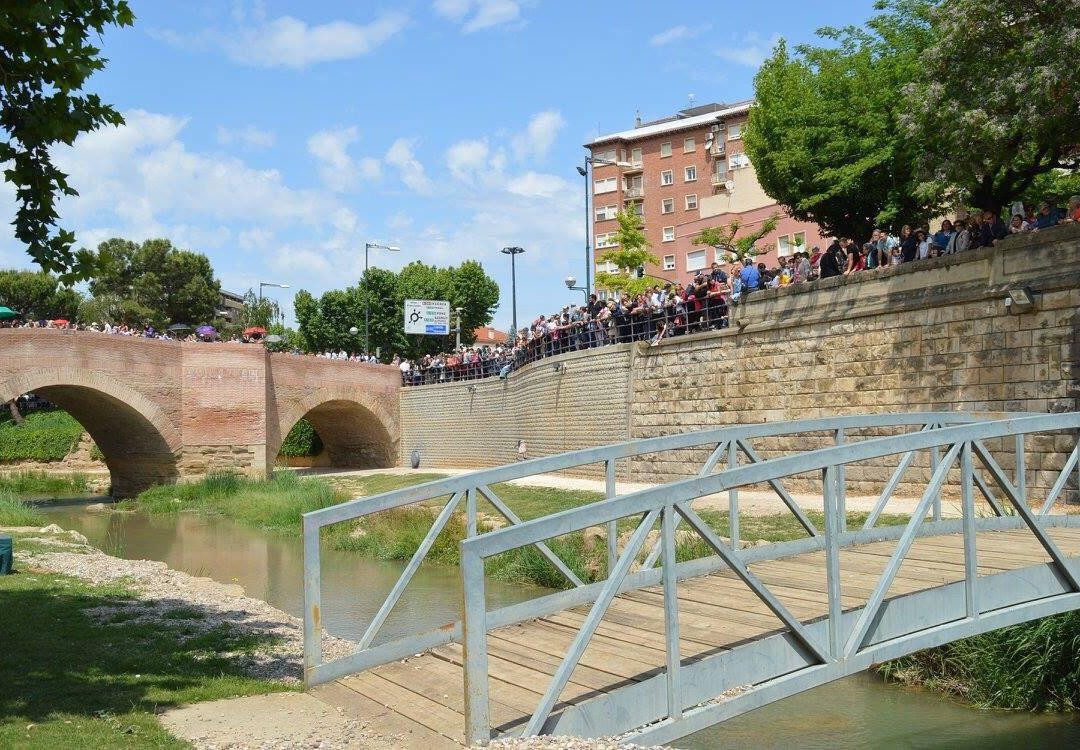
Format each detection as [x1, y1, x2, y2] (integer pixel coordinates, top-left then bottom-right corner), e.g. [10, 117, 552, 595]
[364, 241, 400, 355]
[501, 246, 525, 339]
[576, 155, 633, 298]
[258, 281, 289, 301]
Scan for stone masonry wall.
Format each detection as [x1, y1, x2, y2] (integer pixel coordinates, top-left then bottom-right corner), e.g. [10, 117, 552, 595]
[399, 344, 633, 475]
[399, 225, 1080, 501]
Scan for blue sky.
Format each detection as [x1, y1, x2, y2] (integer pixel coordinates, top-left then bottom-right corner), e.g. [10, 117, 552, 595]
[0, 0, 875, 330]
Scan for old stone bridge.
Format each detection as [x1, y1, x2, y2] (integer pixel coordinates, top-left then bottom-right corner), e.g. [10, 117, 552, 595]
[0, 331, 401, 495]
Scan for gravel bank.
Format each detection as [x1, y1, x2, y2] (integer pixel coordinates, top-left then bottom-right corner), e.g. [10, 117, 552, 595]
[15, 528, 355, 683]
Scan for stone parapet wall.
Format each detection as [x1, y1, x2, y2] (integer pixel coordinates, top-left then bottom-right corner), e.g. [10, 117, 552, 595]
[399, 225, 1080, 501]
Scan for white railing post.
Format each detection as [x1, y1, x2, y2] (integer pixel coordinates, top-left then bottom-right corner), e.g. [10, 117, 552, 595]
[961, 441, 979, 618]
[930, 424, 941, 522]
[466, 486, 478, 538]
[661, 503, 682, 720]
[606, 459, 617, 575]
[822, 464, 842, 659]
[302, 516, 322, 687]
[1015, 433, 1026, 509]
[834, 428, 847, 533]
[461, 545, 490, 746]
[728, 441, 739, 548]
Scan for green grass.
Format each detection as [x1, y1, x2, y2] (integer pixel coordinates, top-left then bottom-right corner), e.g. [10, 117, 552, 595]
[0, 470, 90, 497]
[0, 566, 289, 749]
[880, 612, 1080, 711]
[0, 408, 84, 462]
[0, 491, 46, 526]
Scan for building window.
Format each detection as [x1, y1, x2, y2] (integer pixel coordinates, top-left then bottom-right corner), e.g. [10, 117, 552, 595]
[728, 123, 743, 140]
[715, 159, 728, 179]
[594, 176, 617, 193]
[714, 248, 728, 264]
[685, 194, 698, 210]
[631, 147, 643, 165]
[662, 226, 676, 242]
[684, 165, 697, 182]
[663, 254, 675, 271]
[594, 148, 616, 162]
[778, 234, 791, 256]
[596, 260, 617, 273]
[596, 234, 617, 249]
[660, 169, 674, 186]
[631, 201, 644, 217]
[729, 153, 751, 169]
[661, 198, 675, 214]
[595, 204, 617, 222]
[686, 249, 706, 271]
[794, 231, 807, 248]
[660, 141, 672, 158]
[684, 137, 696, 153]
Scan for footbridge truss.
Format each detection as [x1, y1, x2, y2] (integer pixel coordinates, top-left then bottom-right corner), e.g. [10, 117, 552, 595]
[302, 412, 1080, 746]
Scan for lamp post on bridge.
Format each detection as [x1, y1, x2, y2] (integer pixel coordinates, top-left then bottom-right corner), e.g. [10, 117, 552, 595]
[364, 242, 400, 356]
[577, 155, 633, 299]
[501, 246, 525, 340]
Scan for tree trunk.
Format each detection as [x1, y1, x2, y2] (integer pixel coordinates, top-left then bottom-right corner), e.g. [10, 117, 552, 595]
[6, 399, 23, 425]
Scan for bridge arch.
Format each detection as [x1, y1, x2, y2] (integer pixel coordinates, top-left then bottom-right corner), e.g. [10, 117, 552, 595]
[273, 387, 398, 469]
[0, 369, 182, 497]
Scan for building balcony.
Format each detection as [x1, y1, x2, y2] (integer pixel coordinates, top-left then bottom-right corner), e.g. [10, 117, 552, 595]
[710, 142, 726, 156]
[621, 161, 644, 173]
[623, 186, 644, 199]
[711, 173, 729, 187]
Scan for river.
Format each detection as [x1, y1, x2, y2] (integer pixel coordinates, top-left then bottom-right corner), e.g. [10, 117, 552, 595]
[42, 502, 1080, 748]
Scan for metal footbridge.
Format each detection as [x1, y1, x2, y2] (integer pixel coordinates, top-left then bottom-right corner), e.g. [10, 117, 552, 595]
[301, 412, 1080, 747]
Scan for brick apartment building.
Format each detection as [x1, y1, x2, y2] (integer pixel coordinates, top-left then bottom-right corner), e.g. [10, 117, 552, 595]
[587, 101, 829, 293]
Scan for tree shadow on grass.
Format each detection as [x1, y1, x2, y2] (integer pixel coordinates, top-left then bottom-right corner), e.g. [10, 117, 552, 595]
[0, 571, 289, 728]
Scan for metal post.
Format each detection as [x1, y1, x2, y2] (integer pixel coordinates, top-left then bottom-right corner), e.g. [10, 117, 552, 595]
[456, 307, 464, 349]
[961, 441, 979, 618]
[302, 516, 322, 686]
[834, 428, 847, 532]
[502, 247, 523, 340]
[605, 459, 617, 575]
[822, 465, 842, 660]
[930, 425, 941, 522]
[728, 441, 739, 548]
[584, 158, 592, 297]
[461, 546, 490, 746]
[1015, 433, 1026, 509]
[363, 243, 370, 355]
[661, 504, 682, 720]
[466, 486, 477, 538]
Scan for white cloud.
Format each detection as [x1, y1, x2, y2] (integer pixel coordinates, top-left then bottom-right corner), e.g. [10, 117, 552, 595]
[307, 126, 382, 192]
[186, 11, 408, 68]
[445, 139, 491, 182]
[506, 172, 570, 199]
[716, 32, 780, 68]
[433, 0, 522, 33]
[650, 25, 690, 46]
[511, 110, 565, 161]
[216, 124, 275, 149]
[385, 138, 433, 194]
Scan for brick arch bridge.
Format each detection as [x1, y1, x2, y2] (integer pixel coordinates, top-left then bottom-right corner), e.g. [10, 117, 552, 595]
[0, 329, 401, 495]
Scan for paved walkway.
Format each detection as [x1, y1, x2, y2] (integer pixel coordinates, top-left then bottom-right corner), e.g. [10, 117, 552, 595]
[301, 466, 964, 519]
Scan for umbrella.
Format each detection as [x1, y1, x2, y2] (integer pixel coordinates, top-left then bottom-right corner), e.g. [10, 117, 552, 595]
[51, 319, 70, 327]
[0, 306, 19, 320]
[265, 334, 283, 344]
[244, 326, 267, 338]
[195, 325, 216, 338]
[168, 323, 192, 332]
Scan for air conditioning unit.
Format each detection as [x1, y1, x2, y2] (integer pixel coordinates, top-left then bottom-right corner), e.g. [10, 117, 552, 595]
[724, 180, 735, 192]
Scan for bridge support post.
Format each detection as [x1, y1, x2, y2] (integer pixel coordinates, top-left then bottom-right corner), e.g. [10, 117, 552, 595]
[606, 459, 617, 575]
[961, 441, 980, 618]
[834, 429, 847, 533]
[661, 504, 682, 720]
[302, 516, 322, 687]
[930, 427, 941, 522]
[461, 546, 490, 746]
[1015, 434, 1026, 508]
[822, 464, 843, 659]
[728, 442, 739, 548]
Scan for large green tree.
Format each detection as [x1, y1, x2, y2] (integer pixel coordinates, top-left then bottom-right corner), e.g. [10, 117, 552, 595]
[901, 0, 1080, 211]
[1, 1, 134, 279]
[88, 238, 221, 326]
[745, 2, 938, 239]
[0, 269, 82, 320]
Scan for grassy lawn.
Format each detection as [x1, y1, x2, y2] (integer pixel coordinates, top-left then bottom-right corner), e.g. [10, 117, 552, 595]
[0, 563, 289, 749]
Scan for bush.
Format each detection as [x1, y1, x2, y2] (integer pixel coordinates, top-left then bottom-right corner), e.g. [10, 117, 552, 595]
[278, 419, 323, 457]
[0, 491, 46, 526]
[880, 612, 1080, 711]
[0, 409, 84, 462]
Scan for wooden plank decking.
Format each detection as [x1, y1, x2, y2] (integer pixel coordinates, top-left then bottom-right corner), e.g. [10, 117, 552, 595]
[313, 527, 1080, 746]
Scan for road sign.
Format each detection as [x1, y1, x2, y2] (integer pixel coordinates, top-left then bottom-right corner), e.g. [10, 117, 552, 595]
[404, 299, 451, 335]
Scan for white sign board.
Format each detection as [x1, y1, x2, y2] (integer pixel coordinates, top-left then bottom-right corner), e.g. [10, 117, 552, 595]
[404, 299, 451, 335]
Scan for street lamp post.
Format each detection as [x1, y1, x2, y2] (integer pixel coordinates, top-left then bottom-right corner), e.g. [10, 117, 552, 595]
[501, 246, 525, 340]
[564, 275, 588, 300]
[364, 242, 400, 356]
[455, 307, 464, 349]
[578, 155, 633, 299]
[258, 281, 289, 301]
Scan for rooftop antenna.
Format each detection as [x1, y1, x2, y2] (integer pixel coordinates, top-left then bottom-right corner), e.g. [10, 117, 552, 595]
[634, 109, 642, 128]
[688, 93, 696, 109]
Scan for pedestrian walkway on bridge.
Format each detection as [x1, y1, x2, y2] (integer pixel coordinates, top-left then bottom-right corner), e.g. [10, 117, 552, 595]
[301, 413, 1080, 746]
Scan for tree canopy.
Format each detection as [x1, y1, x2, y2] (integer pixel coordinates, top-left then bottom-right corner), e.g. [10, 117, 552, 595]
[87, 238, 221, 327]
[745, 4, 936, 240]
[0, 269, 81, 320]
[1, 1, 134, 279]
[900, 0, 1080, 211]
[692, 213, 780, 264]
[594, 209, 661, 296]
[295, 260, 499, 361]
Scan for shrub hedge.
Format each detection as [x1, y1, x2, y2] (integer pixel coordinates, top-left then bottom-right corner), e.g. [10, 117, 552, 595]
[278, 418, 322, 457]
[0, 409, 84, 462]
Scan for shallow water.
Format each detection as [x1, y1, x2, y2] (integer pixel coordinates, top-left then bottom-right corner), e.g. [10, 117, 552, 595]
[44, 503, 1080, 747]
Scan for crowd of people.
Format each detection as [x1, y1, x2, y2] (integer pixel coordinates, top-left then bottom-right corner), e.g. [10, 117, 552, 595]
[399, 201, 1080, 386]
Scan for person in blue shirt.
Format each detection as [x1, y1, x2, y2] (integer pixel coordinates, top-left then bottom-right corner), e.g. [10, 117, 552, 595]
[932, 219, 955, 253]
[739, 257, 761, 292]
[1034, 202, 1062, 229]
